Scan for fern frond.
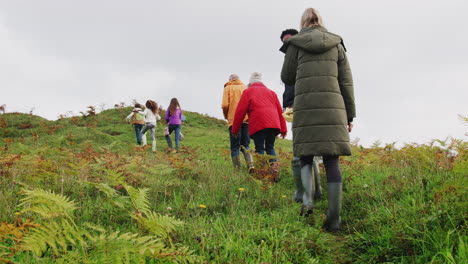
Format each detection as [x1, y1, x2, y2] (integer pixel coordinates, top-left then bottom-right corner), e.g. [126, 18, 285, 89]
[82, 222, 106, 234]
[83, 223, 202, 263]
[94, 183, 119, 198]
[0, 252, 11, 264]
[19, 188, 77, 219]
[79, 182, 128, 209]
[54, 250, 94, 264]
[99, 141, 120, 152]
[167, 245, 205, 263]
[103, 169, 125, 186]
[94, 183, 129, 209]
[22, 218, 85, 256]
[0, 244, 8, 251]
[123, 185, 151, 215]
[87, 230, 166, 264]
[0, 244, 11, 256]
[144, 164, 175, 175]
[18, 188, 201, 263]
[132, 211, 183, 238]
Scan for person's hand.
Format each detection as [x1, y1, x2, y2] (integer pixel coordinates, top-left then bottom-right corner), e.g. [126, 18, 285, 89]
[348, 122, 353, 132]
[280, 132, 287, 139]
[232, 133, 239, 139]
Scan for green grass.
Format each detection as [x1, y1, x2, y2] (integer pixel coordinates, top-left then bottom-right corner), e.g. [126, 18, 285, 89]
[0, 108, 466, 263]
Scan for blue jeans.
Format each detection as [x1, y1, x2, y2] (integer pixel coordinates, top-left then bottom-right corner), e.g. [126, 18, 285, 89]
[228, 123, 250, 157]
[165, 124, 181, 149]
[251, 128, 279, 162]
[134, 124, 144, 145]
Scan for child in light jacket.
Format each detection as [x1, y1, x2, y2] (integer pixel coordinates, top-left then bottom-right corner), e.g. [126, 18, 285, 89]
[140, 100, 161, 152]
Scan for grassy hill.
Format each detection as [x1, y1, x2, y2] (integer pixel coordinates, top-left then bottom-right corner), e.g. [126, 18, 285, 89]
[0, 108, 466, 263]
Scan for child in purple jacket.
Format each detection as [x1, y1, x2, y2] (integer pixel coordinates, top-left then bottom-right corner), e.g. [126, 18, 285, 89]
[165, 98, 183, 153]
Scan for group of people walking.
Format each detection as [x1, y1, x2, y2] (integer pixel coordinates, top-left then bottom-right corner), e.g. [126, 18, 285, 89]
[125, 8, 356, 233]
[222, 8, 356, 232]
[222, 72, 287, 174]
[126, 98, 183, 153]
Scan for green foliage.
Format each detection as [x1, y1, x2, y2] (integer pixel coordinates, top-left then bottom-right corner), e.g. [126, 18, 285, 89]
[86, 230, 166, 263]
[22, 218, 86, 256]
[0, 113, 50, 138]
[132, 211, 184, 239]
[124, 184, 151, 215]
[16, 187, 202, 263]
[1, 109, 466, 263]
[19, 188, 77, 219]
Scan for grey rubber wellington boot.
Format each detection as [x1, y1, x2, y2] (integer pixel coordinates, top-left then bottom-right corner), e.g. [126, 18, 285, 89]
[323, 182, 342, 232]
[292, 159, 303, 203]
[300, 163, 315, 216]
[231, 156, 241, 169]
[312, 158, 322, 200]
[241, 150, 255, 173]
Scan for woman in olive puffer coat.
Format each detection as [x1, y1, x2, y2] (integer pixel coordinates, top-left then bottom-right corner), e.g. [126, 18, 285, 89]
[281, 8, 356, 232]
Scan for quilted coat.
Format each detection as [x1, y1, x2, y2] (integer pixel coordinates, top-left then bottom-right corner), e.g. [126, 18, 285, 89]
[231, 82, 287, 136]
[281, 26, 356, 157]
[221, 79, 248, 127]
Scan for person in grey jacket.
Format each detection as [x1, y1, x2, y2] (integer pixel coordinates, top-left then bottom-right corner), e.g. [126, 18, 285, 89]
[281, 8, 356, 232]
[280, 28, 323, 203]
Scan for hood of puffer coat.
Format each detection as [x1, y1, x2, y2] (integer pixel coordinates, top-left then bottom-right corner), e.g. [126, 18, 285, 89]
[287, 26, 342, 53]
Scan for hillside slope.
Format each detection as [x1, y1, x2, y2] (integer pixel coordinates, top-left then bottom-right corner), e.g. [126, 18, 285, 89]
[0, 109, 466, 263]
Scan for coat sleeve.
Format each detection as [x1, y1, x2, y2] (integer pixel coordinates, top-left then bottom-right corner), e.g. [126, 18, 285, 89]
[231, 91, 249, 135]
[221, 86, 229, 119]
[337, 44, 356, 122]
[281, 44, 299, 86]
[274, 92, 287, 133]
[126, 112, 133, 122]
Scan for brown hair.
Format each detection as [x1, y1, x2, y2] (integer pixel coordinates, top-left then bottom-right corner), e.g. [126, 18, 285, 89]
[145, 100, 158, 115]
[168, 98, 180, 116]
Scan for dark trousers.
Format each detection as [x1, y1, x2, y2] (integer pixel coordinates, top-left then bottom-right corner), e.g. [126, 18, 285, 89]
[301, 155, 342, 183]
[228, 123, 250, 157]
[134, 124, 144, 145]
[251, 128, 279, 162]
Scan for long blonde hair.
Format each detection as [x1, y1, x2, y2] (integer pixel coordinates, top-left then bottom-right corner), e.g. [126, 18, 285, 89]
[300, 8, 323, 29]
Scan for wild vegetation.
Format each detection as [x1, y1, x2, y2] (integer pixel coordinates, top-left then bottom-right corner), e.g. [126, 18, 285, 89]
[0, 107, 466, 263]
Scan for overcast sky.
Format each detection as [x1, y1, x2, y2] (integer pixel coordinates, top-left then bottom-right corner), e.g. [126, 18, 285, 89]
[0, 0, 467, 147]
